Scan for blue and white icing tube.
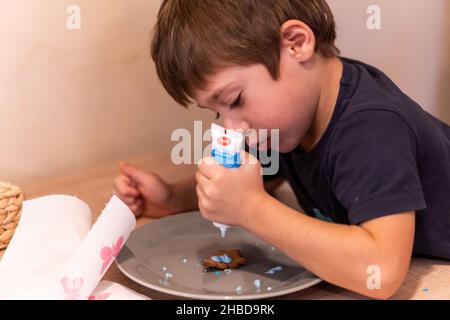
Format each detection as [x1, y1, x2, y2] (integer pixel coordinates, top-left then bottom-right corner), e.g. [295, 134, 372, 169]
[210, 123, 244, 238]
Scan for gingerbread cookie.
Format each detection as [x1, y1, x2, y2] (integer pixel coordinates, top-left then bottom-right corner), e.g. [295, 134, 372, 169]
[202, 249, 247, 270]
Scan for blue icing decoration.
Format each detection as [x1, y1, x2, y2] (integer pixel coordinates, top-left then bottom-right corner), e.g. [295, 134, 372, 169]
[221, 254, 232, 263]
[265, 266, 283, 275]
[211, 254, 232, 263]
[254, 279, 262, 290]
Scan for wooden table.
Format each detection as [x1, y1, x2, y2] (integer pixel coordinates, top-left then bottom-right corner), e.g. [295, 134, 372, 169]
[3, 152, 450, 299]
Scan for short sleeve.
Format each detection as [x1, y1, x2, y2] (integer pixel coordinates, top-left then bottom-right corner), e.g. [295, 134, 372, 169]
[329, 110, 427, 225]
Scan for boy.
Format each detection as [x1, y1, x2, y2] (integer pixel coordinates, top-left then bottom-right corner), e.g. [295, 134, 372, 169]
[114, 0, 450, 299]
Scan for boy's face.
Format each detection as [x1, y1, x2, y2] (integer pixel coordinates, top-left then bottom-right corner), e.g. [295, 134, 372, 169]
[194, 50, 321, 153]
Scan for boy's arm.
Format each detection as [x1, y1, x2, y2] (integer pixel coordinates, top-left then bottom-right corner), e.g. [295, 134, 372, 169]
[263, 176, 285, 195]
[244, 194, 415, 299]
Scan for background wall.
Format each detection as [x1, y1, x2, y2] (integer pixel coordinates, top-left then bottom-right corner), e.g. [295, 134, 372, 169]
[328, 0, 450, 123]
[0, 0, 215, 184]
[0, 0, 449, 184]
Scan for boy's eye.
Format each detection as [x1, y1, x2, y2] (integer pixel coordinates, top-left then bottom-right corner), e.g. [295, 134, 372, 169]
[229, 92, 243, 110]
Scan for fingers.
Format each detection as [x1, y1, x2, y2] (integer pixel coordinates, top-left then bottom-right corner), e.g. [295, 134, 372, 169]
[113, 174, 143, 217]
[195, 182, 206, 200]
[197, 156, 225, 179]
[118, 160, 129, 174]
[195, 172, 216, 219]
[195, 182, 209, 217]
[128, 198, 144, 216]
[114, 175, 140, 198]
[195, 171, 210, 194]
[119, 161, 147, 187]
[114, 192, 138, 205]
[197, 152, 259, 179]
[113, 173, 143, 214]
[113, 191, 141, 206]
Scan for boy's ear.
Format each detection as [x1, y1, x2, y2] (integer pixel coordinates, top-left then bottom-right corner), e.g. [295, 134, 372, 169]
[280, 19, 316, 63]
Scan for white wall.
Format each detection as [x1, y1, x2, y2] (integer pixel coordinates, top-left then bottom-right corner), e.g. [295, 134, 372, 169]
[328, 0, 450, 122]
[0, 0, 213, 183]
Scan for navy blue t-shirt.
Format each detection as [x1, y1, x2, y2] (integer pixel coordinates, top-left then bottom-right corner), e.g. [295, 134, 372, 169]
[267, 58, 450, 260]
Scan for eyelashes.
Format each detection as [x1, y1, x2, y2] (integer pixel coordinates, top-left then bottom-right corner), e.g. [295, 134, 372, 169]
[229, 92, 243, 110]
[215, 91, 244, 120]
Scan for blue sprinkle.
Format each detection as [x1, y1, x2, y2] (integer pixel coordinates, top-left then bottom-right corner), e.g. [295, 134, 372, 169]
[254, 279, 262, 290]
[236, 286, 242, 293]
[422, 288, 429, 292]
[213, 271, 222, 276]
[265, 266, 283, 275]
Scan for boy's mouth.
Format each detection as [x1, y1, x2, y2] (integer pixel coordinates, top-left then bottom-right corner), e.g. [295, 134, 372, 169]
[246, 136, 271, 151]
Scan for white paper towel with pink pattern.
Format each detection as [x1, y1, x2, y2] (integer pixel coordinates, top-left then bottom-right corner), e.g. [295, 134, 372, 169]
[0, 195, 148, 300]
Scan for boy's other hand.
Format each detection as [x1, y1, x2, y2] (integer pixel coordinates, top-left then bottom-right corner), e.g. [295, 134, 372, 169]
[114, 161, 177, 219]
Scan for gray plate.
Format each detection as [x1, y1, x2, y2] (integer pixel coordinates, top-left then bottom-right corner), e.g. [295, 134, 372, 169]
[116, 211, 321, 300]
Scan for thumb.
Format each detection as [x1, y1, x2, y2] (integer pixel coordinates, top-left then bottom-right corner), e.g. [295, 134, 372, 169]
[119, 161, 147, 186]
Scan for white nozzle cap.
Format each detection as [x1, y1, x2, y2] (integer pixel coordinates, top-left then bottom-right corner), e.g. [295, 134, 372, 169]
[213, 222, 229, 238]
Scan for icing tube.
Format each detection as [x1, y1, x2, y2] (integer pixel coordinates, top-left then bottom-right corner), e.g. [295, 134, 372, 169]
[210, 123, 244, 238]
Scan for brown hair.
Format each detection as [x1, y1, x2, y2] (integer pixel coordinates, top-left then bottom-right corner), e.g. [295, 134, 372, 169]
[151, 0, 339, 107]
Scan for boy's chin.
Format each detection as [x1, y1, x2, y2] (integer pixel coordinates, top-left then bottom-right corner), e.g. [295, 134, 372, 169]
[276, 141, 299, 153]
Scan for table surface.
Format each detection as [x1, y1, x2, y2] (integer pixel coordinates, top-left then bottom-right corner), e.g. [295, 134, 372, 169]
[3, 151, 449, 300]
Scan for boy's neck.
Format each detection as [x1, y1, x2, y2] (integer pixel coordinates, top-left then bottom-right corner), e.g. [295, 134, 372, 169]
[299, 56, 343, 152]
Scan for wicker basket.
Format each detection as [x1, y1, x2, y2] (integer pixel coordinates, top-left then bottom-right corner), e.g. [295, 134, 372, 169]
[0, 181, 24, 251]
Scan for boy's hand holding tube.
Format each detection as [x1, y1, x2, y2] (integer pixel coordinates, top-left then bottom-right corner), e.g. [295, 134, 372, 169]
[196, 150, 268, 229]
